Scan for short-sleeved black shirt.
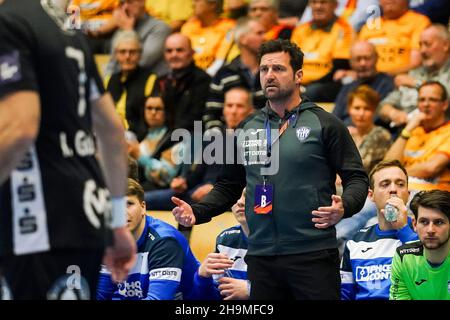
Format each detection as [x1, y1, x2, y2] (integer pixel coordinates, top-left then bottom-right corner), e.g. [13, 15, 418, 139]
[0, 0, 110, 256]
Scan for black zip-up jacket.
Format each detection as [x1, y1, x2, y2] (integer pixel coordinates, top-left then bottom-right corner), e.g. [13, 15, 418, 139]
[191, 98, 368, 256]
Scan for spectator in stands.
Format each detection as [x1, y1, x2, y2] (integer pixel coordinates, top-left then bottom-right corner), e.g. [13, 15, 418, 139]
[359, 0, 431, 75]
[248, 0, 293, 40]
[105, 30, 157, 140]
[340, 160, 418, 300]
[335, 85, 392, 254]
[345, 86, 392, 175]
[193, 188, 250, 300]
[299, 0, 379, 32]
[390, 189, 450, 300]
[144, 0, 193, 32]
[97, 179, 200, 300]
[384, 81, 450, 193]
[277, 0, 308, 27]
[223, 0, 249, 19]
[181, 0, 235, 76]
[291, 0, 355, 102]
[204, 17, 266, 129]
[146, 87, 254, 210]
[410, 0, 450, 25]
[150, 33, 211, 157]
[333, 41, 394, 126]
[71, 0, 118, 31]
[97, 0, 171, 75]
[70, 0, 119, 53]
[127, 95, 182, 191]
[378, 24, 450, 129]
[158, 33, 211, 132]
[215, 0, 292, 67]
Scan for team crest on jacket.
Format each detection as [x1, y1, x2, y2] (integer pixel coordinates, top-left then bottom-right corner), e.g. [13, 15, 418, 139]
[296, 127, 311, 141]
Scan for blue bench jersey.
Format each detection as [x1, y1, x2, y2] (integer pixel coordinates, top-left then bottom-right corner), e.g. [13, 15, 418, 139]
[340, 217, 418, 300]
[97, 215, 200, 300]
[193, 225, 249, 300]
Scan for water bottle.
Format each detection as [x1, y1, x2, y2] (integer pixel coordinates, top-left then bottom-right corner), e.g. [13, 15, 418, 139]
[384, 195, 398, 222]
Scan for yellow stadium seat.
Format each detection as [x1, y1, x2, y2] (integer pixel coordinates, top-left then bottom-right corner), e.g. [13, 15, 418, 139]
[148, 210, 178, 228]
[189, 211, 238, 262]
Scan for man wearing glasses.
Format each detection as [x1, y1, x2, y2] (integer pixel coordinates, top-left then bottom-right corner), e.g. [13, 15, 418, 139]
[105, 30, 157, 140]
[384, 81, 450, 193]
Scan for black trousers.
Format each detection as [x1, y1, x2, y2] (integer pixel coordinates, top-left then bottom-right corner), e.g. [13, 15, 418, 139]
[246, 249, 341, 300]
[0, 248, 104, 300]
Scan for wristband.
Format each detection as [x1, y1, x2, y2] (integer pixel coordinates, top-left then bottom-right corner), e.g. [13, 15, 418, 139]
[110, 196, 127, 229]
[400, 129, 411, 140]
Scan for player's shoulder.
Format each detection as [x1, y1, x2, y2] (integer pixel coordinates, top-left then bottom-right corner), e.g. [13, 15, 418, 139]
[147, 216, 187, 246]
[395, 240, 423, 259]
[0, 0, 39, 18]
[217, 225, 242, 240]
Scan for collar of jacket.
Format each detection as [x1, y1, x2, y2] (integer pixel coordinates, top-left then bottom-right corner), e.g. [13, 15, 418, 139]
[119, 66, 142, 83]
[261, 96, 314, 119]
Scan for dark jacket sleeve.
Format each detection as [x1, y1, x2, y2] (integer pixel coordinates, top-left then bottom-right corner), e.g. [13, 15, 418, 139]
[319, 110, 369, 218]
[170, 68, 210, 133]
[190, 130, 246, 224]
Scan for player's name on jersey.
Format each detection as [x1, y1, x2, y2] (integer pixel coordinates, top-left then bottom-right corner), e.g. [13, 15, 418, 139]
[59, 130, 96, 158]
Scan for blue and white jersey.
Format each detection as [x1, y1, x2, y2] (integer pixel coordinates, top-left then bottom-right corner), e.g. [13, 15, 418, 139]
[193, 225, 249, 300]
[97, 215, 200, 300]
[340, 218, 418, 300]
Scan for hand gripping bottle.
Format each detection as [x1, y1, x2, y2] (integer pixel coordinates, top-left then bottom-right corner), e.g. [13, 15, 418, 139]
[384, 194, 398, 222]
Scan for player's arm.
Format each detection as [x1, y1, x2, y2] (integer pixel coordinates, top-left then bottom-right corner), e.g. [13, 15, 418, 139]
[146, 238, 184, 300]
[91, 92, 136, 282]
[406, 153, 450, 179]
[0, 12, 40, 184]
[91, 92, 127, 198]
[340, 242, 357, 300]
[389, 251, 412, 300]
[96, 265, 118, 300]
[0, 91, 40, 183]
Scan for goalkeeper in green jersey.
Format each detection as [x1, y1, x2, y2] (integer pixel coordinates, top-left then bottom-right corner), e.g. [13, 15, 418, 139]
[390, 190, 450, 300]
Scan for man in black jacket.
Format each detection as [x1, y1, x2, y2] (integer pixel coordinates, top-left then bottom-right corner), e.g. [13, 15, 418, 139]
[151, 32, 211, 157]
[172, 39, 369, 299]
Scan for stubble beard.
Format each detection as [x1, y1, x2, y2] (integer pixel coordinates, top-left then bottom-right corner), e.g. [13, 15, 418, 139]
[264, 86, 295, 103]
[423, 232, 450, 251]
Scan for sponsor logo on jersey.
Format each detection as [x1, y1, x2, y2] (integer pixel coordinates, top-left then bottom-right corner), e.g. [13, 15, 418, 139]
[399, 247, 420, 255]
[0, 51, 21, 85]
[356, 264, 391, 282]
[414, 279, 427, 286]
[149, 268, 182, 282]
[117, 281, 143, 298]
[220, 229, 241, 237]
[296, 127, 311, 141]
[361, 247, 373, 253]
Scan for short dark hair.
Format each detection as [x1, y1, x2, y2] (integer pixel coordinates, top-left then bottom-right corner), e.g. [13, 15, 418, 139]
[127, 178, 144, 203]
[368, 160, 408, 190]
[128, 156, 139, 181]
[410, 190, 450, 220]
[418, 81, 448, 101]
[258, 39, 304, 73]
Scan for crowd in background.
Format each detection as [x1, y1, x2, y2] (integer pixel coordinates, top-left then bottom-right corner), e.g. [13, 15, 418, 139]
[69, 0, 450, 300]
